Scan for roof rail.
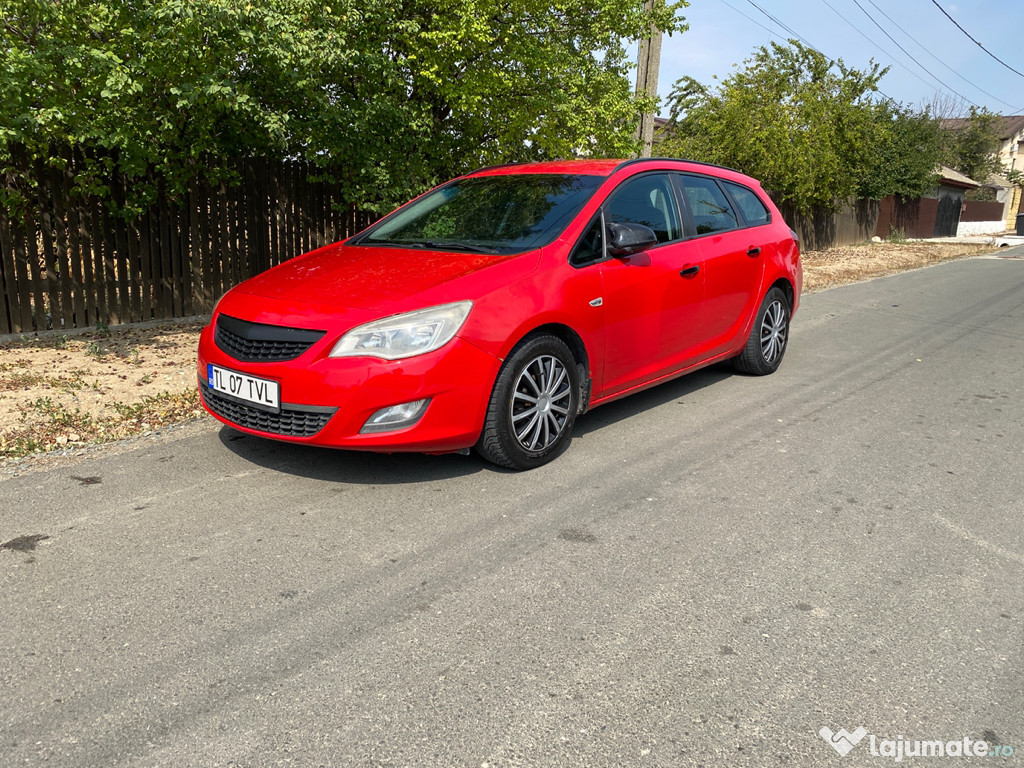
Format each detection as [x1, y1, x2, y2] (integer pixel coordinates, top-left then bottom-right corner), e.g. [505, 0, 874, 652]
[613, 156, 743, 175]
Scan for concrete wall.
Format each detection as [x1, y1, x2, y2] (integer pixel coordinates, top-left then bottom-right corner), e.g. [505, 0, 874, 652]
[1005, 187, 1022, 231]
[957, 220, 1007, 236]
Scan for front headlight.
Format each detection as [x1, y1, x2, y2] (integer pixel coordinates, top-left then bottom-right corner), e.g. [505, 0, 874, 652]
[329, 301, 473, 360]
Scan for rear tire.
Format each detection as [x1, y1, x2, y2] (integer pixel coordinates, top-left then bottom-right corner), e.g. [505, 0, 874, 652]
[476, 335, 579, 470]
[732, 287, 790, 375]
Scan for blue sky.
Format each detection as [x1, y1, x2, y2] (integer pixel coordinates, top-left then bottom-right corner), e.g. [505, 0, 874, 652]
[647, 0, 1024, 117]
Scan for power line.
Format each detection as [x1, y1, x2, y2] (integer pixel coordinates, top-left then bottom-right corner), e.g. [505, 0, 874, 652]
[846, 0, 979, 108]
[817, 0, 978, 108]
[720, 0, 895, 102]
[742, 0, 817, 50]
[711, 0, 1020, 114]
[864, 0, 1018, 112]
[928, 0, 1024, 81]
[717, 0, 787, 42]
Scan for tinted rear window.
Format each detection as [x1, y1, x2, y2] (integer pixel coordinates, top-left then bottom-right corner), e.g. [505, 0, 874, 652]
[724, 181, 771, 227]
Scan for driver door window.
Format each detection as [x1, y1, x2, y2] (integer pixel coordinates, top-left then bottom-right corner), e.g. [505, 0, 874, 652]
[604, 174, 682, 244]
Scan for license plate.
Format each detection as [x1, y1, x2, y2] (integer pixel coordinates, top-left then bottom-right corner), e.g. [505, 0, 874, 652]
[207, 364, 280, 412]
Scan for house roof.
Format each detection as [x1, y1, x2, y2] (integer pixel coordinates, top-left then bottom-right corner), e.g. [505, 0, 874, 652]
[938, 164, 981, 189]
[940, 115, 1024, 140]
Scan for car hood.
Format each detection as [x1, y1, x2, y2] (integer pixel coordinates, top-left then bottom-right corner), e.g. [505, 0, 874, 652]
[231, 242, 536, 312]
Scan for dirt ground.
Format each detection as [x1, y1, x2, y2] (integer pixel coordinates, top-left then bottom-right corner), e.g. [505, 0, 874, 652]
[0, 240, 998, 459]
[0, 321, 206, 458]
[799, 240, 993, 291]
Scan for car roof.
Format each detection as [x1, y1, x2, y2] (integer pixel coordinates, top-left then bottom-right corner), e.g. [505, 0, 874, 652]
[468, 159, 623, 177]
[467, 158, 760, 187]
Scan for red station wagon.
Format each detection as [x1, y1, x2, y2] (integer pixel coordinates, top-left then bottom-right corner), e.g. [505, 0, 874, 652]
[198, 158, 802, 469]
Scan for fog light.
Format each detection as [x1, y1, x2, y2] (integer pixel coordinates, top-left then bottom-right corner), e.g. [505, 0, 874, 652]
[360, 399, 431, 434]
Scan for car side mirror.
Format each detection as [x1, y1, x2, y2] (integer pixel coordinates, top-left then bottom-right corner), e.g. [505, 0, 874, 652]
[607, 221, 658, 256]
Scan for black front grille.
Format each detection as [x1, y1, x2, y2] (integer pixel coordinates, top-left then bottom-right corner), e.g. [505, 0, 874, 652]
[215, 314, 326, 363]
[200, 379, 336, 437]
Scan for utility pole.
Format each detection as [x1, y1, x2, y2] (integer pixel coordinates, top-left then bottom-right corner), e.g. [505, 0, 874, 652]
[634, 0, 664, 158]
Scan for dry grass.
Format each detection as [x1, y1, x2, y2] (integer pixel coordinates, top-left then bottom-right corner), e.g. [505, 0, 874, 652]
[0, 240, 999, 459]
[0, 323, 205, 458]
[801, 241, 992, 292]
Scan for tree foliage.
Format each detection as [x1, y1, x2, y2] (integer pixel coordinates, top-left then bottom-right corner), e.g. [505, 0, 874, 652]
[1, 0, 687, 211]
[859, 101, 942, 201]
[940, 107, 1004, 184]
[661, 41, 885, 214]
[661, 40, 945, 214]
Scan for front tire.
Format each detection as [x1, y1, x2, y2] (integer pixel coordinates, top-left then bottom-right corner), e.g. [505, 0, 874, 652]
[476, 335, 579, 470]
[732, 287, 790, 375]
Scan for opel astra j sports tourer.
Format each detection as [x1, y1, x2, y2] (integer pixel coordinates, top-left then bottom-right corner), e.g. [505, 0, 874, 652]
[198, 158, 802, 469]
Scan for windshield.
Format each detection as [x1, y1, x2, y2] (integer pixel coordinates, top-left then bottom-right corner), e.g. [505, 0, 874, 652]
[355, 174, 604, 254]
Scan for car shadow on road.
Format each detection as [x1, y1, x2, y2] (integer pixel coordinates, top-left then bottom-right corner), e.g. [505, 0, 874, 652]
[573, 362, 735, 437]
[216, 428, 489, 484]
[215, 363, 738, 482]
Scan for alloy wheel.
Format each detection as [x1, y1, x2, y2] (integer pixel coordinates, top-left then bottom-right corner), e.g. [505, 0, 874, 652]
[509, 354, 573, 452]
[760, 299, 787, 365]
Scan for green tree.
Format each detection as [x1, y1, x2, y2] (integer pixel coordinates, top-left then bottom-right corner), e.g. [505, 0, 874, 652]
[1, 0, 688, 212]
[661, 40, 887, 214]
[858, 102, 942, 200]
[941, 107, 1003, 183]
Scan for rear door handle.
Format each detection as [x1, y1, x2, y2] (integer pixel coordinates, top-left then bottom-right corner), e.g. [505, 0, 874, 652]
[747, 247, 762, 257]
[679, 265, 700, 278]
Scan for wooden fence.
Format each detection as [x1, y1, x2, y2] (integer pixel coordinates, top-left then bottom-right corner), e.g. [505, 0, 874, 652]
[0, 153, 375, 335]
[779, 199, 881, 252]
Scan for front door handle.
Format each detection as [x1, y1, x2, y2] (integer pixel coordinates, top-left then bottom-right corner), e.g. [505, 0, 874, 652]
[679, 265, 700, 278]
[747, 246, 762, 257]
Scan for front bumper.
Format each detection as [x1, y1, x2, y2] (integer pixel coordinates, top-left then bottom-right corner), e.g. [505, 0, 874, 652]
[197, 319, 501, 453]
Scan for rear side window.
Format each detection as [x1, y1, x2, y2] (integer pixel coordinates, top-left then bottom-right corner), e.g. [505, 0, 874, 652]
[724, 181, 771, 227]
[678, 175, 738, 235]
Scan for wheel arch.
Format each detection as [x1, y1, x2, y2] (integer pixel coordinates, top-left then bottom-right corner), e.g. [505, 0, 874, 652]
[507, 322, 593, 414]
[737, 275, 796, 352]
[770, 276, 795, 312]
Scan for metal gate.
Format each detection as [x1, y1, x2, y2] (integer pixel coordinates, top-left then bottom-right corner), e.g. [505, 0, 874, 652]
[933, 187, 963, 238]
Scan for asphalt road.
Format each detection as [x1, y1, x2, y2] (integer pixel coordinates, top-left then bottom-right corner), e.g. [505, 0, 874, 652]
[2, 250, 1023, 768]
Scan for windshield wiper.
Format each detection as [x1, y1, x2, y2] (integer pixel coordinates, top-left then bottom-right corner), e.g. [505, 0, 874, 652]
[392, 240, 499, 254]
